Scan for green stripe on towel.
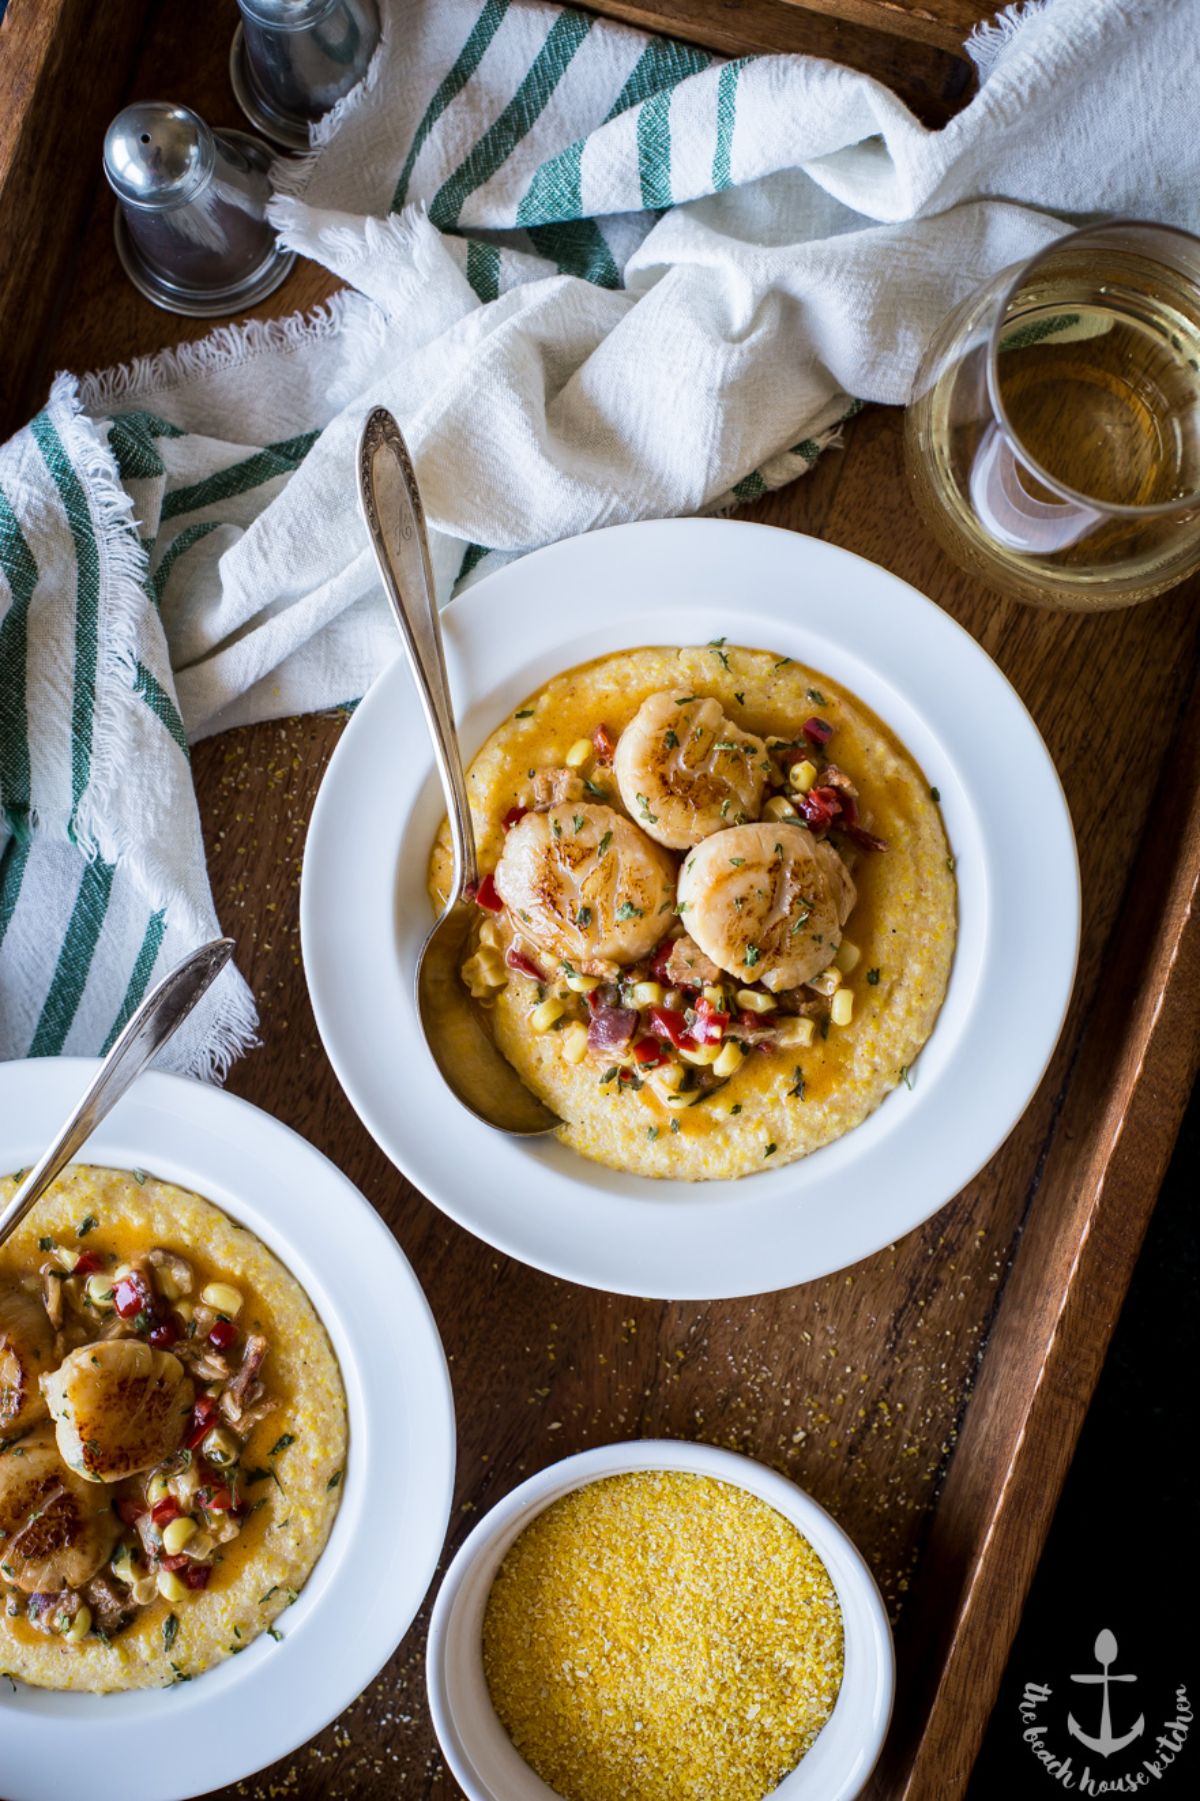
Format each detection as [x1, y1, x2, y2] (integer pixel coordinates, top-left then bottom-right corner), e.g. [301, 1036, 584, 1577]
[609, 37, 711, 120]
[100, 907, 167, 1053]
[430, 10, 592, 229]
[29, 855, 115, 1056]
[135, 663, 189, 759]
[151, 520, 223, 608]
[392, 0, 511, 211]
[466, 238, 502, 301]
[713, 60, 747, 190]
[31, 413, 101, 839]
[637, 89, 674, 211]
[161, 431, 318, 522]
[0, 836, 31, 955]
[0, 482, 38, 827]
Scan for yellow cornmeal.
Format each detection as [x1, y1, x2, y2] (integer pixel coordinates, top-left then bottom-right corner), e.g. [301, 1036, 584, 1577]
[482, 1471, 844, 1801]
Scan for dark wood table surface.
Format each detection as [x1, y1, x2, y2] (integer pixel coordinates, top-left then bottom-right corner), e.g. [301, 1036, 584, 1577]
[4, 2, 1199, 1798]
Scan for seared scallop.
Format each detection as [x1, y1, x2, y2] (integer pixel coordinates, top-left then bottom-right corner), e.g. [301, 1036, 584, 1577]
[0, 1421, 119, 1592]
[0, 1282, 55, 1436]
[41, 1340, 194, 1484]
[676, 821, 857, 990]
[613, 691, 768, 849]
[494, 803, 676, 975]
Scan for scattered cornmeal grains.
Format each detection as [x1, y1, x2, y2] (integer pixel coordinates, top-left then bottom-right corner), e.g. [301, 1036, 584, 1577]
[482, 1471, 843, 1801]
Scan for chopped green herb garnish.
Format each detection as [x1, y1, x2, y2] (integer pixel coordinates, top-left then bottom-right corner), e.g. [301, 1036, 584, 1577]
[670, 1119, 681, 1134]
[647, 1126, 660, 1141]
[764, 1142, 778, 1158]
[615, 902, 644, 920]
[327, 1470, 342, 1491]
[664, 729, 679, 750]
[576, 905, 593, 928]
[268, 1627, 284, 1642]
[867, 968, 880, 985]
[734, 691, 745, 706]
[572, 813, 585, 833]
[930, 786, 941, 803]
[807, 688, 826, 705]
[635, 793, 659, 824]
[947, 854, 957, 873]
[788, 1067, 806, 1100]
[900, 1065, 913, 1089]
[132, 1169, 147, 1185]
[674, 695, 697, 705]
[515, 709, 534, 719]
[597, 830, 613, 857]
[268, 1434, 295, 1457]
[162, 1614, 179, 1653]
[77, 1215, 98, 1238]
[743, 944, 760, 967]
[600, 1066, 619, 1085]
[729, 856, 745, 867]
[774, 658, 792, 671]
[729, 1103, 742, 1116]
[38, 1237, 55, 1253]
[551, 817, 562, 838]
[583, 779, 608, 800]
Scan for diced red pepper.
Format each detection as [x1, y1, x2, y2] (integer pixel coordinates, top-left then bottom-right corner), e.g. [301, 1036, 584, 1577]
[592, 722, 616, 764]
[505, 945, 545, 981]
[647, 1005, 690, 1049]
[632, 1036, 664, 1067]
[650, 939, 677, 984]
[116, 1497, 146, 1527]
[501, 805, 529, 831]
[148, 1316, 180, 1350]
[184, 1395, 219, 1451]
[182, 1563, 211, 1591]
[112, 1272, 151, 1320]
[151, 1497, 181, 1530]
[797, 786, 843, 831]
[206, 1486, 234, 1514]
[837, 790, 859, 827]
[73, 1251, 104, 1277]
[692, 996, 729, 1043]
[158, 1552, 190, 1573]
[208, 1319, 238, 1352]
[802, 716, 834, 747]
[472, 872, 504, 913]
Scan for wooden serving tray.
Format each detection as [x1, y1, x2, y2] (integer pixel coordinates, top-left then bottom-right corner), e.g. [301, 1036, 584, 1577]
[2, 2, 1197, 1797]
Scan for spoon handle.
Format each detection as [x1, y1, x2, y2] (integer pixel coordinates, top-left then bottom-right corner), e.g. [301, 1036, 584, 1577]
[357, 408, 479, 901]
[0, 937, 235, 1250]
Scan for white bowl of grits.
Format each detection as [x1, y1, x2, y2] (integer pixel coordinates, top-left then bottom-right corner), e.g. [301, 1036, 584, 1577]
[427, 1440, 894, 1801]
[303, 517, 1079, 1297]
[0, 1057, 456, 1801]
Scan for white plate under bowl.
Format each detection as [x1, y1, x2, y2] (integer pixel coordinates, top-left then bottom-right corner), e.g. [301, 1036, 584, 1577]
[0, 1058, 456, 1801]
[302, 517, 1079, 1299]
[426, 1440, 894, 1801]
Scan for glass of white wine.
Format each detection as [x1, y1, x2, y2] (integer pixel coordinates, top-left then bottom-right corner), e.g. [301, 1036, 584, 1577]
[904, 219, 1200, 610]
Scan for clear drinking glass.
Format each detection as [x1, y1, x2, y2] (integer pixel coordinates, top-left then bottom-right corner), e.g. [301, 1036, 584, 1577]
[904, 219, 1200, 610]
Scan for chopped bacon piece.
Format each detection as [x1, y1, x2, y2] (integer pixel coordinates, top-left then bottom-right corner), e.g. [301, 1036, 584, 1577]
[182, 1562, 212, 1591]
[802, 716, 834, 747]
[661, 936, 722, 990]
[72, 1251, 104, 1277]
[587, 1007, 638, 1054]
[592, 722, 616, 764]
[843, 823, 888, 853]
[502, 805, 529, 831]
[796, 786, 843, 831]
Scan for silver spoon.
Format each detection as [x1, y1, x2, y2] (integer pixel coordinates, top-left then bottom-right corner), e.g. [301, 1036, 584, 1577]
[357, 407, 559, 1136]
[0, 938, 235, 1250]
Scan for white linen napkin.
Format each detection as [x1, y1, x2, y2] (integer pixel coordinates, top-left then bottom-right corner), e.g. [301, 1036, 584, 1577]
[1, 0, 1196, 1076]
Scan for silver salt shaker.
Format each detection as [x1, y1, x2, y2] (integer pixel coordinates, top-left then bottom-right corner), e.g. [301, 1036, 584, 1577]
[231, 0, 382, 151]
[104, 102, 296, 318]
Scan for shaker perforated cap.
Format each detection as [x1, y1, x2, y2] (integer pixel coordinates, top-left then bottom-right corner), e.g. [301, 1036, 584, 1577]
[103, 102, 216, 211]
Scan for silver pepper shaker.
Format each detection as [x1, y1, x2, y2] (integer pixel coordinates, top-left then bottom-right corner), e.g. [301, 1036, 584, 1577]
[231, 0, 382, 151]
[104, 102, 296, 318]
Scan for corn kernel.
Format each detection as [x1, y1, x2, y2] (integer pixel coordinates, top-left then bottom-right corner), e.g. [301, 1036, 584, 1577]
[701, 985, 727, 1007]
[564, 738, 593, 769]
[565, 972, 601, 994]
[186, 1529, 215, 1561]
[806, 966, 842, 997]
[775, 1016, 815, 1048]
[85, 1273, 115, 1311]
[146, 1472, 170, 1508]
[831, 989, 854, 1027]
[477, 917, 502, 950]
[531, 997, 565, 1033]
[561, 1022, 590, 1065]
[112, 1264, 133, 1282]
[629, 981, 665, 1008]
[834, 940, 861, 974]
[679, 1042, 720, 1066]
[200, 1282, 242, 1317]
[157, 1570, 188, 1605]
[64, 1605, 92, 1643]
[202, 1426, 239, 1468]
[713, 1041, 744, 1079]
[154, 1267, 182, 1301]
[663, 987, 685, 1009]
[763, 794, 799, 821]
[162, 1516, 197, 1556]
[650, 1061, 685, 1095]
[735, 988, 777, 1014]
[789, 758, 819, 793]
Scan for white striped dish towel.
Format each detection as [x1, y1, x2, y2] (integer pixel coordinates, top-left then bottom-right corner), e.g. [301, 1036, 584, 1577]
[1, 0, 1196, 1076]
